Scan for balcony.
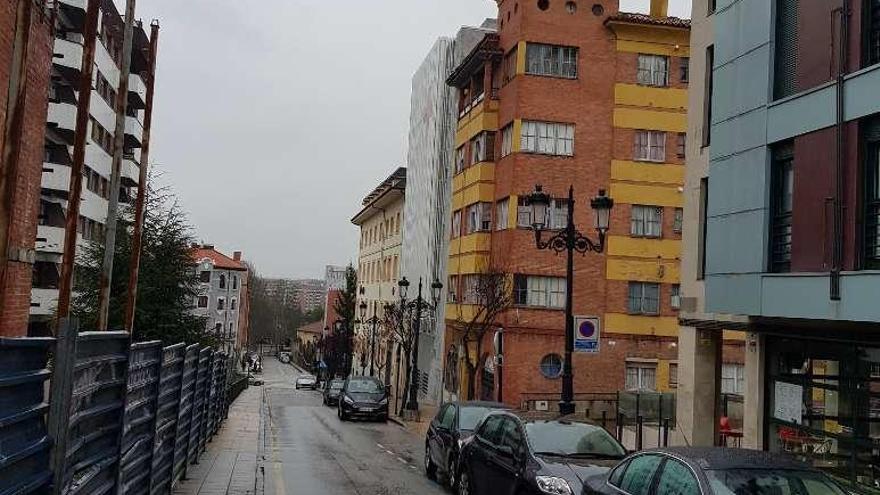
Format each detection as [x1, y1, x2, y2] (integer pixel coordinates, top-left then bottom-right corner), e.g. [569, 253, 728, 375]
[121, 156, 140, 187]
[30, 288, 60, 317]
[42, 163, 71, 194]
[128, 73, 147, 109]
[53, 38, 83, 73]
[36, 225, 65, 255]
[47, 102, 77, 138]
[124, 115, 142, 148]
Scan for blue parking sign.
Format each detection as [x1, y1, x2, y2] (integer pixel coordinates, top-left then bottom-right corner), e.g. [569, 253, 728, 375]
[574, 316, 600, 353]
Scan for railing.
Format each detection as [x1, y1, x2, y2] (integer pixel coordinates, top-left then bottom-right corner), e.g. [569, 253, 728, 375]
[0, 319, 246, 495]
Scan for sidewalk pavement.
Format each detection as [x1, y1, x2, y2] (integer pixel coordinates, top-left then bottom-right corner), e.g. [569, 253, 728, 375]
[172, 382, 262, 495]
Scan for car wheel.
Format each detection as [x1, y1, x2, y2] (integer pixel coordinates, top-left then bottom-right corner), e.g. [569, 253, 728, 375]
[458, 469, 471, 495]
[424, 444, 437, 481]
[447, 455, 458, 490]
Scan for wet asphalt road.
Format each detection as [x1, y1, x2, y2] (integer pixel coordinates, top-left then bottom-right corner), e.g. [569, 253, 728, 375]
[260, 359, 447, 495]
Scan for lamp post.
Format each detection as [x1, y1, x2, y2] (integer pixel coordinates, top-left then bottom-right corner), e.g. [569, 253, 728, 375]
[358, 300, 382, 377]
[398, 276, 443, 413]
[526, 184, 613, 415]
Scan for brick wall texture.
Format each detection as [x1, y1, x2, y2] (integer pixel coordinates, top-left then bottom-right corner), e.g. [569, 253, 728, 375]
[0, 1, 52, 336]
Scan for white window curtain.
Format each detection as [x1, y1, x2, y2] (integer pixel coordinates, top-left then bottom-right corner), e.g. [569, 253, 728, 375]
[634, 131, 666, 162]
[501, 125, 513, 157]
[496, 199, 509, 231]
[637, 54, 669, 87]
[631, 205, 663, 238]
[522, 121, 574, 156]
[527, 276, 548, 307]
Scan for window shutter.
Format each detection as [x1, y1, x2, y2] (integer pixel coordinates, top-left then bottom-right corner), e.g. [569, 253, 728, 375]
[774, 0, 799, 99]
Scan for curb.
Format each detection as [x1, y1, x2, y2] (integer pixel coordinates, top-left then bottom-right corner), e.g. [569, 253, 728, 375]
[388, 415, 408, 428]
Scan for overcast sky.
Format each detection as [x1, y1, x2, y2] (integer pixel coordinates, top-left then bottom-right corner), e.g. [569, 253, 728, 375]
[133, 0, 691, 279]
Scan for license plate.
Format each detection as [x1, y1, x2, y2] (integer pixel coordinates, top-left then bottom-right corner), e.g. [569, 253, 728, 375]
[360, 407, 375, 412]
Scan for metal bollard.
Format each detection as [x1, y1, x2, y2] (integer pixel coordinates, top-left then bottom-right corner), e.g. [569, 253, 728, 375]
[636, 416, 644, 451]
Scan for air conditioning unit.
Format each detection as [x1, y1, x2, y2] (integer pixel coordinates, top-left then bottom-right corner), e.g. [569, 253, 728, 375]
[535, 400, 549, 412]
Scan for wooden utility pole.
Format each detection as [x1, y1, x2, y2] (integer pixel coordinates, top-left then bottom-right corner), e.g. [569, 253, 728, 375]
[56, 0, 102, 321]
[123, 20, 159, 332]
[97, 0, 137, 330]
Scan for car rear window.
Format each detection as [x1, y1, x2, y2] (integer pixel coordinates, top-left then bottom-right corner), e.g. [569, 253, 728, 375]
[707, 469, 847, 495]
[459, 407, 496, 430]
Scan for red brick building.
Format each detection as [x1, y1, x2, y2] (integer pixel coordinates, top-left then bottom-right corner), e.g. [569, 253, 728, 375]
[0, 1, 53, 336]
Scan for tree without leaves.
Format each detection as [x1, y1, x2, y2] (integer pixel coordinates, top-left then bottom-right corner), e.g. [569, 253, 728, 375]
[331, 264, 358, 378]
[72, 176, 213, 346]
[446, 265, 512, 400]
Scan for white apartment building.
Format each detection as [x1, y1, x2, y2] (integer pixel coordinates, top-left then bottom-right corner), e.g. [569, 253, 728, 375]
[191, 245, 247, 356]
[30, 0, 150, 333]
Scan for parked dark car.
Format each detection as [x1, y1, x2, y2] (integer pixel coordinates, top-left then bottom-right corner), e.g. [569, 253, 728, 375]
[425, 401, 510, 489]
[322, 378, 345, 406]
[456, 411, 626, 495]
[582, 447, 849, 495]
[337, 376, 388, 422]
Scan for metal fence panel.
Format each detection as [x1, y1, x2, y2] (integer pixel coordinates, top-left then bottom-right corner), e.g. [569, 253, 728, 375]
[118, 341, 162, 495]
[195, 349, 213, 457]
[52, 329, 131, 495]
[0, 337, 54, 495]
[171, 344, 199, 486]
[149, 343, 184, 495]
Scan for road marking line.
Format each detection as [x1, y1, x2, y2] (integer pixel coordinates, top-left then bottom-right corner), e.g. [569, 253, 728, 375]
[396, 457, 407, 464]
[385, 450, 394, 455]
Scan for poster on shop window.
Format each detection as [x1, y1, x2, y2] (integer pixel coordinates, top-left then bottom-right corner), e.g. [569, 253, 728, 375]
[574, 316, 600, 353]
[773, 381, 803, 425]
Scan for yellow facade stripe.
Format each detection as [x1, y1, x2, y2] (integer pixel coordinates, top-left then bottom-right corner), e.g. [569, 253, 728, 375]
[516, 41, 526, 75]
[606, 258, 680, 283]
[614, 84, 687, 110]
[448, 233, 492, 256]
[610, 160, 684, 186]
[616, 39, 690, 57]
[507, 194, 519, 229]
[446, 303, 482, 323]
[453, 163, 495, 194]
[605, 313, 680, 337]
[452, 182, 495, 211]
[613, 107, 686, 132]
[447, 253, 491, 275]
[607, 236, 681, 260]
[656, 360, 671, 392]
[456, 109, 499, 147]
[512, 119, 522, 152]
[610, 182, 683, 208]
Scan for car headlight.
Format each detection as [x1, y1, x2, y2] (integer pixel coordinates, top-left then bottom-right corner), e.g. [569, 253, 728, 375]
[342, 395, 354, 405]
[535, 476, 573, 495]
[378, 397, 388, 405]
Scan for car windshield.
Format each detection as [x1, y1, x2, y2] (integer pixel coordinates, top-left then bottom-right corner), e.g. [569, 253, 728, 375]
[707, 469, 848, 495]
[346, 378, 383, 393]
[525, 421, 626, 458]
[459, 407, 498, 430]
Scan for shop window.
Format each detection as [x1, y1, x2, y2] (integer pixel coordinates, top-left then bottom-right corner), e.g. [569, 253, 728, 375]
[770, 143, 794, 273]
[539, 354, 563, 378]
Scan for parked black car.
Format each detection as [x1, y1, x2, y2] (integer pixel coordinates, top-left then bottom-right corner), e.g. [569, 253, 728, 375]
[322, 378, 344, 406]
[456, 411, 626, 495]
[337, 376, 388, 422]
[582, 447, 849, 495]
[425, 401, 510, 489]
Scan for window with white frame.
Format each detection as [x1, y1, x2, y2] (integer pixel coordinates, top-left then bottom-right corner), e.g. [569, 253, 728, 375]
[670, 284, 681, 310]
[634, 130, 666, 162]
[525, 43, 578, 78]
[517, 197, 532, 228]
[465, 203, 492, 234]
[501, 124, 514, 157]
[447, 275, 459, 303]
[471, 132, 495, 164]
[520, 121, 574, 156]
[496, 198, 509, 231]
[451, 210, 462, 238]
[461, 274, 481, 304]
[637, 54, 669, 87]
[455, 145, 466, 174]
[631, 205, 663, 238]
[550, 198, 569, 229]
[626, 362, 657, 391]
[513, 275, 566, 308]
[721, 363, 745, 395]
[628, 282, 660, 315]
[673, 208, 684, 233]
[669, 363, 679, 388]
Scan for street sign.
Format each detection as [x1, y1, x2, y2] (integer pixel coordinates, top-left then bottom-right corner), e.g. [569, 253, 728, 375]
[574, 316, 600, 353]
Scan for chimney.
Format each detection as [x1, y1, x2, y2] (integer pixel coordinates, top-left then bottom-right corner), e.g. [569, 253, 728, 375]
[233, 251, 242, 261]
[650, 0, 668, 17]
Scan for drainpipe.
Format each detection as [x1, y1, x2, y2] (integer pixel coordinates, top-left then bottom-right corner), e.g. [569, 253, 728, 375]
[831, 0, 850, 301]
[57, 0, 102, 322]
[124, 20, 159, 332]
